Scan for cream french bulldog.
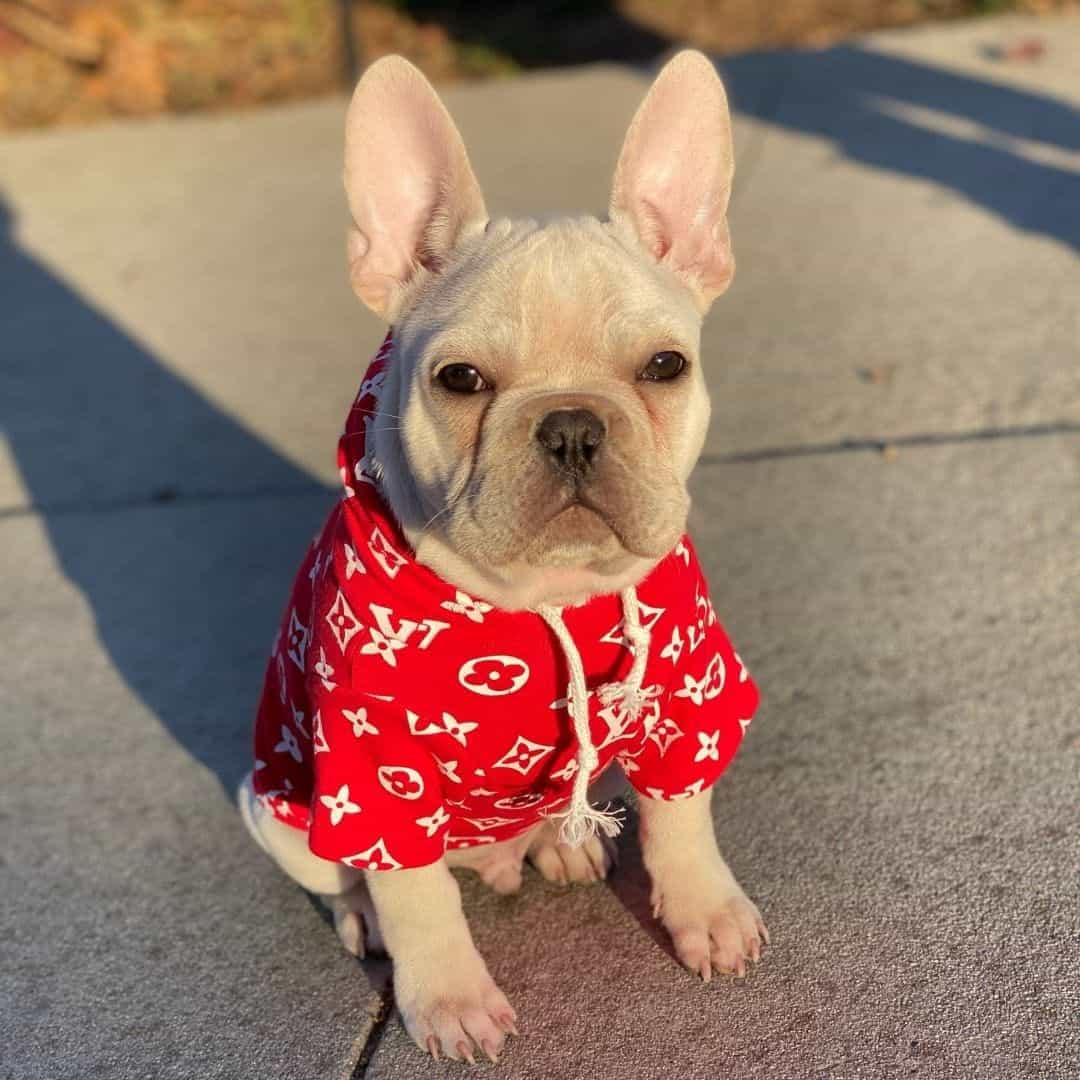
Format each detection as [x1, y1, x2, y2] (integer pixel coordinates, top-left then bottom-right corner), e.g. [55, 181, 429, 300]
[239, 49, 767, 1064]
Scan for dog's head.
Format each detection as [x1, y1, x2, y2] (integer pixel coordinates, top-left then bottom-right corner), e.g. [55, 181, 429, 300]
[344, 52, 736, 609]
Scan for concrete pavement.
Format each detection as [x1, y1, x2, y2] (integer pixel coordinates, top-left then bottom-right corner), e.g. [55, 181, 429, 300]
[2, 13, 1078, 1079]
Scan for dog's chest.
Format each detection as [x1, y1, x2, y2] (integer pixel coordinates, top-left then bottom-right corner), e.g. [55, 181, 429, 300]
[336, 580, 646, 801]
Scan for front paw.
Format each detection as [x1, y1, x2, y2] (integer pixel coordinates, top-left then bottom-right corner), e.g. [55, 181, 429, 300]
[322, 881, 384, 958]
[526, 820, 615, 885]
[394, 946, 518, 1063]
[654, 870, 769, 982]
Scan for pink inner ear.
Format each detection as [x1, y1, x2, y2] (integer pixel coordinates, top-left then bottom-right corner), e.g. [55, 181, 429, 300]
[638, 199, 673, 261]
[611, 52, 735, 303]
[344, 57, 486, 317]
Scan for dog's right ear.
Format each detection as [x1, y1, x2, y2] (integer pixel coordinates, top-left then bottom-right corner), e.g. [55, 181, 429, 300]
[344, 56, 487, 319]
[610, 51, 736, 310]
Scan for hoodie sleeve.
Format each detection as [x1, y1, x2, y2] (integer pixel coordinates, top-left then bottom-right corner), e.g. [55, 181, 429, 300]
[304, 685, 451, 871]
[617, 547, 759, 801]
[300, 510, 452, 872]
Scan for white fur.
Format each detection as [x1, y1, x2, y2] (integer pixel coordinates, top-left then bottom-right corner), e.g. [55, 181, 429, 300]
[638, 790, 768, 981]
[243, 51, 766, 1063]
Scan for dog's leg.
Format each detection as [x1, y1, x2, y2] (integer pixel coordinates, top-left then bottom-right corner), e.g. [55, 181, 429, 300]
[526, 819, 615, 885]
[365, 862, 517, 1063]
[525, 763, 624, 884]
[319, 879, 385, 958]
[638, 789, 768, 981]
[237, 772, 381, 955]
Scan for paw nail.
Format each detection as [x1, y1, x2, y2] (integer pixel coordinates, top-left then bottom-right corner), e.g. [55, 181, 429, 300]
[481, 1039, 499, 1064]
[457, 1040, 476, 1065]
[427, 1036, 441, 1061]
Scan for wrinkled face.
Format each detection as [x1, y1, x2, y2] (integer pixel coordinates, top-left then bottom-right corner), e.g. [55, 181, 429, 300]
[372, 217, 710, 582]
[344, 50, 735, 605]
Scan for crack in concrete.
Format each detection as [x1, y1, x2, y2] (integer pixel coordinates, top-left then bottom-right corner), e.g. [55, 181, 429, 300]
[0, 419, 1076, 523]
[351, 981, 396, 1079]
[0, 481, 333, 521]
[698, 419, 1080, 465]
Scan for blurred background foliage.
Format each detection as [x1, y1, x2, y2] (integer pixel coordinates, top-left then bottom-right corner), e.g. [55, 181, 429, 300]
[0, 0, 1073, 128]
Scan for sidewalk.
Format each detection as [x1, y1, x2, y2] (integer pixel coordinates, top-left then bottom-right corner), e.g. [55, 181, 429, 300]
[1, 14, 1077, 1079]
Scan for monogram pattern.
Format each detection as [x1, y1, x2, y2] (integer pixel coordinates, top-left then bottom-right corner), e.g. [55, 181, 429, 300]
[250, 333, 759, 870]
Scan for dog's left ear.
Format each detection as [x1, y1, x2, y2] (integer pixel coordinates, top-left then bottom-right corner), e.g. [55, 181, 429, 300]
[610, 51, 735, 310]
[344, 55, 488, 320]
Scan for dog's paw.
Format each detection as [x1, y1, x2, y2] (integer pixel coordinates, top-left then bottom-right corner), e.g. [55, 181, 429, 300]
[322, 883, 384, 958]
[527, 821, 614, 885]
[655, 872, 769, 981]
[395, 950, 517, 1063]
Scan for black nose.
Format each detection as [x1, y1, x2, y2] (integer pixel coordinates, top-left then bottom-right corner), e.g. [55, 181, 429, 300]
[535, 409, 606, 481]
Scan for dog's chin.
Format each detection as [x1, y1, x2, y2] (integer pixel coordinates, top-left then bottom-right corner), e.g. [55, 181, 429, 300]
[505, 499, 684, 572]
[517, 504, 623, 567]
[412, 500, 681, 609]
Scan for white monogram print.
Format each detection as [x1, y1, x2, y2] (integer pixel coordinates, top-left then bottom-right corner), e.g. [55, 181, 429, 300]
[599, 600, 667, 647]
[319, 784, 361, 826]
[673, 653, 726, 707]
[311, 710, 329, 755]
[325, 590, 362, 653]
[343, 707, 379, 738]
[285, 608, 309, 671]
[693, 729, 721, 763]
[377, 765, 425, 801]
[440, 590, 493, 624]
[343, 543, 366, 580]
[458, 655, 531, 697]
[415, 806, 450, 838]
[343, 838, 401, 871]
[273, 724, 302, 763]
[368, 526, 408, 579]
[313, 647, 337, 691]
[407, 709, 479, 747]
[491, 736, 555, 776]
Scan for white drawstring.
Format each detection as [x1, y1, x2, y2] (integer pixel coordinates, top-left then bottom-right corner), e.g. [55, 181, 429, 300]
[537, 586, 652, 847]
[597, 586, 651, 718]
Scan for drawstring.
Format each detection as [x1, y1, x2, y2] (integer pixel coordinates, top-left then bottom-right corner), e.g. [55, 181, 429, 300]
[597, 586, 651, 718]
[536, 586, 652, 847]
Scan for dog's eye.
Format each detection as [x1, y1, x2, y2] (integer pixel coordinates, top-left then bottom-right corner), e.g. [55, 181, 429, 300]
[641, 351, 687, 382]
[436, 363, 489, 394]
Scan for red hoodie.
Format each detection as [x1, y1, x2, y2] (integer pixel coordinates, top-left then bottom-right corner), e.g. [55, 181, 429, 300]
[251, 334, 759, 872]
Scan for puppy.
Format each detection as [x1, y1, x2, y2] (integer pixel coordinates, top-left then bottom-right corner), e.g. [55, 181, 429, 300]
[239, 50, 767, 1064]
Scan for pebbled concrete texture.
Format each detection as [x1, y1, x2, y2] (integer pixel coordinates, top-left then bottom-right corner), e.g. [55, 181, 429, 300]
[0, 497, 388, 1080]
[709, 16, 1080, 458]
[1, 16, 1077, 510]
[366, 436, 1080, 1080]
[1, 11, 1078, 1080]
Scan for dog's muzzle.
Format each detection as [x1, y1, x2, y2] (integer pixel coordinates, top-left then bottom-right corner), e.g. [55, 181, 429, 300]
[535, 408, 606, 483]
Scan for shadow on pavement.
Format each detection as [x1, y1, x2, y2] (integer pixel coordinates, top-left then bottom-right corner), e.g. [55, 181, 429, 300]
[720, 43, 1080, 250]
[0, 195, 332, 797]
[2, 37, 1076, 966]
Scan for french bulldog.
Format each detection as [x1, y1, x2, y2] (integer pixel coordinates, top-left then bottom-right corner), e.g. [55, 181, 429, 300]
[239, 49, 767, 1064]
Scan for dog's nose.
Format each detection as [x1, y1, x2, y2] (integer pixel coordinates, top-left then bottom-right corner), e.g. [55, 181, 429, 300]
[535, 409, 606, 481]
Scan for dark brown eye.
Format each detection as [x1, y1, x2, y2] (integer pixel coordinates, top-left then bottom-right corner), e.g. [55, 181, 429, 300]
[641, 351, 687, 382]
[436, 363, 489, 394]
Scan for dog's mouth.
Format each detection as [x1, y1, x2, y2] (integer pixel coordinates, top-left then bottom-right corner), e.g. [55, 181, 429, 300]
[549, 497, 610, 529]
[440, 441, 690, 571]
[529, 493, 660, 561]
